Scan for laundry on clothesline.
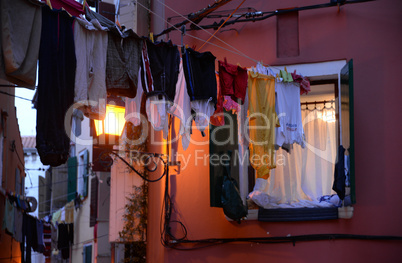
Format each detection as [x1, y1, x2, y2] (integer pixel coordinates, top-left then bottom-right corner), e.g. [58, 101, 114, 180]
[0, 0, 312, 167]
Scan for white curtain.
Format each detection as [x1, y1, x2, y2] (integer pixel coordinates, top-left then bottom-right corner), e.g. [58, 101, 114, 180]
[263, 107, 337, 208]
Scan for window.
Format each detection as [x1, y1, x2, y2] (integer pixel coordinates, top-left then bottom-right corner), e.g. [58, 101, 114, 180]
[210, 60, 355, 221]
[31, 151, 37, 161]
[83, 244, 92, 263]
[15, 167, 25, 196]
[15, 167, 22, 195]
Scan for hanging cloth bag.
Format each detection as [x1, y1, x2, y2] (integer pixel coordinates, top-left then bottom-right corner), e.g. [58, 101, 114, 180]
[221, 155, 248, 223]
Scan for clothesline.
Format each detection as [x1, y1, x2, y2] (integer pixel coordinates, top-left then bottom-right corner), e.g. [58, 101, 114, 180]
[135, 0, 281, 70]
[0, 89, 34, 102]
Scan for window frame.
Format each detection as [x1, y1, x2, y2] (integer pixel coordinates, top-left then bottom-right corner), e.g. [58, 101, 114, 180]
[83, 243, 93, 263]
[209, 60, 355, 221]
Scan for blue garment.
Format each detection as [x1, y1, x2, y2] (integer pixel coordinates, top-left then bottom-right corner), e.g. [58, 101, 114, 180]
[14, 209, 23, 243]
[332, 145, 346, 200]
[182, 48, 217, 104]
[36, 219, 45, 253]
[21, 213, 35, 263]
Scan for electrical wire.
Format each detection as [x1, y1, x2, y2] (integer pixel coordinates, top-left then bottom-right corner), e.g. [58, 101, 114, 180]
[34, 191, 76, 206]
[25, 173, 89, 190]
[0, 89, 34, 102]
[10, 139, 34, 188]
[0, 232, 109, 261]
[164, 233, 402, 250]
[24, 164, 92, 190]
[103, 149, 167, 183]
[196, 0, 246, 51]
[165, 0, 376, 33]
[134, 0, 268, 67]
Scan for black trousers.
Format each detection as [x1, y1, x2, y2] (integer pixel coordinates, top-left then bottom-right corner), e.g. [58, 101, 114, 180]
[36, 6, 76, 167]
[146, 39, 180, 102]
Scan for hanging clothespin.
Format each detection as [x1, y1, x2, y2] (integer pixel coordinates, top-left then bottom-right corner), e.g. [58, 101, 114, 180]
[62, 7, 72, 17]
[83, 0, 87, 11]
[116, 19, 122, 30]
[46, 0, 52, 9]
[150, 32, 154, 43]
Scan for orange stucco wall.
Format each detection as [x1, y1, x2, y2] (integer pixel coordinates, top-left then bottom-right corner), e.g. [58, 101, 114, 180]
[146, 0, 402, 262]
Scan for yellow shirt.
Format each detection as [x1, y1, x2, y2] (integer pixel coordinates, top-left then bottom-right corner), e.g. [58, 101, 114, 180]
[248, 71, 278, 179]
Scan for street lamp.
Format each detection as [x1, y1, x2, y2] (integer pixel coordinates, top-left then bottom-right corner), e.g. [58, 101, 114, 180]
[94, 104, 126, 139]
[92, 98, 126, 171]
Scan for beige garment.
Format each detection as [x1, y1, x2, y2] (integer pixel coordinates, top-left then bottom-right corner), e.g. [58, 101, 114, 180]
[64, 200, 74, 224]
[0, 0, 42, 89]
[74, 17, 108, 120]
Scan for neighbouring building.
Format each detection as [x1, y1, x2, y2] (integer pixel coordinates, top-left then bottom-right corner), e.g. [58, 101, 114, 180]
[140, 0, 402, 262]
[0, 85, 27, 261]
[22, 136, 49, 263]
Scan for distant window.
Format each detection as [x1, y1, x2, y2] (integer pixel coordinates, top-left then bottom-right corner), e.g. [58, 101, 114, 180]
[15, 167, 21, 195]
[83, 244, 92, 263]
[90, 176, 99, 227]
[32, 151, 37, 161]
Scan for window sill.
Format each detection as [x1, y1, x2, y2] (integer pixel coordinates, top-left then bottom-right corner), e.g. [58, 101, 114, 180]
[239, 206, 354, 222]
[258, 207, 339, 222]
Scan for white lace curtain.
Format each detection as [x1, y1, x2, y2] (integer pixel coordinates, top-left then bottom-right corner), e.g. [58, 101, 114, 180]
[264, 107, 337, 208]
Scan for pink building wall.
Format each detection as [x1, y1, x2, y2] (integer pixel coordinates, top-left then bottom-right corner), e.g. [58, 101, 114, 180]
[146, 0, 402, 262]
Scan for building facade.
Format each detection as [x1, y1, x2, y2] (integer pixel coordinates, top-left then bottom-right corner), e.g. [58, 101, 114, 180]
[143, 0, 402, 262]
[0, 86, 26, 262]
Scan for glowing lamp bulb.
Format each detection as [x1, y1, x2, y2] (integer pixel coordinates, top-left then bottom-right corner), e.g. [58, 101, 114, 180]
[94, 104, 126, 136]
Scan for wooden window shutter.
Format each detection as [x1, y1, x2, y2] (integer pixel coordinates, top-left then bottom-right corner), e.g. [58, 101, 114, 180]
[83, 150, 89, 197]
[67, 157, 77, 202]
[90, 177, 99, 227]
[340, 59, 355, 204]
